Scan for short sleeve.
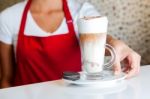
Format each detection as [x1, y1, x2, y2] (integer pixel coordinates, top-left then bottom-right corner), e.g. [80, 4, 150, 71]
[78, 2, 100, 18]
[0, 12, 13, 44]
[74, 2, 101, 35]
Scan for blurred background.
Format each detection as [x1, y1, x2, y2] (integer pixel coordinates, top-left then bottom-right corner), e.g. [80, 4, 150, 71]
[0, 0, 150, 65]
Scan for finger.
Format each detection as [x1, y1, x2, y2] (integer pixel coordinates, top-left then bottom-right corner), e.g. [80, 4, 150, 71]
[126, 53, 141, 79]
[126, 67, 137, 79]
[137, 54, 141, 73]
[135, 54, 141, 74]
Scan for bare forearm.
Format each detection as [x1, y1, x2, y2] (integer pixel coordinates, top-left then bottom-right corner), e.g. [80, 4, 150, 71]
[0, 42, 1, 80]
[106, 35, 117, 44]
[0, 42, 15, 88]
[105, 35, 118, 55]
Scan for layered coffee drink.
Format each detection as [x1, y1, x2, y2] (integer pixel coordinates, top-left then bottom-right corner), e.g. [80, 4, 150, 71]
[77, 16, 108, 74]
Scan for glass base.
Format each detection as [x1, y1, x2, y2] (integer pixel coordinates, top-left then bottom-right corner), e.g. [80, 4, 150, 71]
[81, 70, 114, 80]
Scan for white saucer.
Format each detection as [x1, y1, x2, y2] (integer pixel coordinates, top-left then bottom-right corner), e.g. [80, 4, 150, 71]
[63, 70, 126, 87]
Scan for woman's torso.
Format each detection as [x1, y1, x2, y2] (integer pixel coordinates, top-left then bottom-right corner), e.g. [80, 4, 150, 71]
[0, 0, 100, 55]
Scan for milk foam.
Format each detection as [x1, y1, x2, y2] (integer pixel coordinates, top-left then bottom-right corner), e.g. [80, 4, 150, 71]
[77, 16, 108, 34]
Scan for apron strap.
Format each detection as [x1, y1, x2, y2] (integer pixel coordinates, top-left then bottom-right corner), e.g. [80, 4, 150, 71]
[16, 0, 31, 65]
[63, 0, 76, 33]
[18, 0, 31, 36]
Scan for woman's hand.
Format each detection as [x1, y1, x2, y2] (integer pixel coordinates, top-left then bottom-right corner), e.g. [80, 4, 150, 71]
[107, 35, 141, 79]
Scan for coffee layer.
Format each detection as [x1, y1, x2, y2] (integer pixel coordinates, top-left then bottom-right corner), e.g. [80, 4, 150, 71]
[79, 33, 106, 42]
[79, 33, 107, 73]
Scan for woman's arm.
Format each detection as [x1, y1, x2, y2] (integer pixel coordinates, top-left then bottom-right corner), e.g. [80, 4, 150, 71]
[0, 42, 15, 88]
[106, 35, 141, 78]
[0, 42, 1, 81]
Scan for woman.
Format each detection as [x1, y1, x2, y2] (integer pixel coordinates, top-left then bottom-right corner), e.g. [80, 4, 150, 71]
[0, 0, 141, 88]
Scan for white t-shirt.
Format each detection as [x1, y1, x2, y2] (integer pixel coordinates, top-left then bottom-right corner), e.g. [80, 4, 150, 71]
[0, 0, 100, 53]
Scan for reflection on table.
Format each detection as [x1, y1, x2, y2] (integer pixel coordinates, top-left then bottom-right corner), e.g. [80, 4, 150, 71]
[0, 65, 150, 99]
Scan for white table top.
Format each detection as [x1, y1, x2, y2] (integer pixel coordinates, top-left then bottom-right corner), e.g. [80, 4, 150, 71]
[0, 65, 150, 99]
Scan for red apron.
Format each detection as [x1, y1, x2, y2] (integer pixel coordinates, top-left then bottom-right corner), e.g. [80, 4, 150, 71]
[14, 0, 81, 86]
